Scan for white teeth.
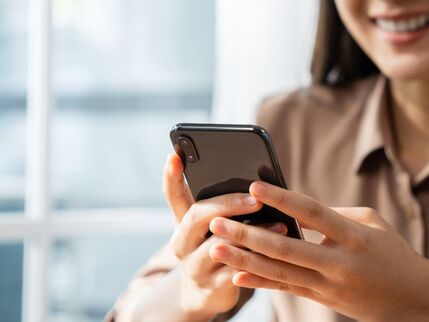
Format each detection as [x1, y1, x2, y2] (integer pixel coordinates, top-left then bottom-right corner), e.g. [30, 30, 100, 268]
[375, 14, 429, 32]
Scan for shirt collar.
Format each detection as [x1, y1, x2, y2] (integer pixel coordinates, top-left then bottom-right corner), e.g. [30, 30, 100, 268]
[352, 75, 388, 173]
[353, 76, 429, 187]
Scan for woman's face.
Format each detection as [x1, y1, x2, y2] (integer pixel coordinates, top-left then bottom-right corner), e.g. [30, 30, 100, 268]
[334, 0, 429, 81]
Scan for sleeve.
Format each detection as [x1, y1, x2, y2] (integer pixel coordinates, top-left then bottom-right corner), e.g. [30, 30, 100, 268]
[104, 244, 180, 322]
[104, 243, 255, 322]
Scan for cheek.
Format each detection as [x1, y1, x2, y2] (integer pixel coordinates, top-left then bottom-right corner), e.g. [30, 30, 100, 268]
[335, 1, 374, 59]
[356, 26, 429, 80]
[335, 0, 429, 80]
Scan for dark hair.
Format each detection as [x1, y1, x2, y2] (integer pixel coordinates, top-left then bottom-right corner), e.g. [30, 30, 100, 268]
[311, 0, 379, 86]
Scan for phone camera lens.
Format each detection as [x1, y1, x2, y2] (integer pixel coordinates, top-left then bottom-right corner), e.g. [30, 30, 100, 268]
[178, 138, 190, 148]
[177, 136, 199, 163]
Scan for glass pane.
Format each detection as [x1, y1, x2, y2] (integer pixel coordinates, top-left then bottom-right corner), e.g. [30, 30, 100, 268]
[0, 0, 27, 213]
[52, 0, 214, 210]
[0, 242, 24, 322]
[49, 233, 171, 322]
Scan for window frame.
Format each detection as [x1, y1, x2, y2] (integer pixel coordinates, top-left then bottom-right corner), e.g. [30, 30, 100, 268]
[0, 1, 173, 321]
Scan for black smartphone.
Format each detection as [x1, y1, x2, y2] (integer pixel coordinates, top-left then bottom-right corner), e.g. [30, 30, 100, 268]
[170, 123, 303, 239]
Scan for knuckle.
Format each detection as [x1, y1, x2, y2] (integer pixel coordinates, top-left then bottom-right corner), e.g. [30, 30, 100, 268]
[274, 190, 287, 206]
[234, 226, 248, 244]
[273, 240, 290, 259]
[224, 194, 236, 210]
[307, 199, 322, 218]
[273, 268, 288, 282]
[170, 237, 185, 260]
[236, 253, 250, 270]
[169, 228, 189, 260]
[277, 283, 289, 291]
[184, 261, 202, 282]
[186, 204, 200, 225]
[191, 275, 207, 289]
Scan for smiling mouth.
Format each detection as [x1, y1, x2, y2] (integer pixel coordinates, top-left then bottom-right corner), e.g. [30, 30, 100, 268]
[372, 14, 429, 33]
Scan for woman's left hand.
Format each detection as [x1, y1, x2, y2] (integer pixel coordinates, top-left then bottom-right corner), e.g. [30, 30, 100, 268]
[208, 181, 429, 322]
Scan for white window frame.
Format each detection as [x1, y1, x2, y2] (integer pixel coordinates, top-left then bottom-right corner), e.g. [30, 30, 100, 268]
[0, 1, 173, 322]
[1, 1, 318, 321]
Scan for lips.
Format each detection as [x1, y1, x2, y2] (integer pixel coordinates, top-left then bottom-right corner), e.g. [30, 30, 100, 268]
[374, 14, 429, 33]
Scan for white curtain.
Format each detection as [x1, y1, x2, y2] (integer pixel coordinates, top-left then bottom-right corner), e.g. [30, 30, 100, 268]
[212, 0, 319, 124]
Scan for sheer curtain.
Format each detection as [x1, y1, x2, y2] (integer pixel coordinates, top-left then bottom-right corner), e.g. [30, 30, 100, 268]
[212, 2, 319, 321]
[212, 0, 318, 124]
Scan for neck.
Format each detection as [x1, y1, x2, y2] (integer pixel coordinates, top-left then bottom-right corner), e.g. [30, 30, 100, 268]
[390, 79, 429, 138]
[389, 78, 429, 177]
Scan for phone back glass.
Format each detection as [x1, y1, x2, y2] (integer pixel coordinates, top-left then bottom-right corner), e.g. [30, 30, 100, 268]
[170, 124, 302, 239]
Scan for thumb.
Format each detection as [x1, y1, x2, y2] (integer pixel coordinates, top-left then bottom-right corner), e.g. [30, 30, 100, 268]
[162, 153, 194, 224]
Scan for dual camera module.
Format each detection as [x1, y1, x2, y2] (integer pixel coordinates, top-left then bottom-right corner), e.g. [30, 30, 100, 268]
[178, 136, 199, 163]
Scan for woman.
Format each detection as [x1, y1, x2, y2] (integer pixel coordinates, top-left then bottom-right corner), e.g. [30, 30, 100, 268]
[107, 1, 429, 321]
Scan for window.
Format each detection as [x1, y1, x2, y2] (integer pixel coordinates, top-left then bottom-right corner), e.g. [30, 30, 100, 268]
[0, 1, 27, 321]
[1, 1, 318, 321]
[0, 1, 214, 321]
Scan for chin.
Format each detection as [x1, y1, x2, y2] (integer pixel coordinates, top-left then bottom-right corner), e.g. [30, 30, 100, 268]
[376, 55, 429, 81]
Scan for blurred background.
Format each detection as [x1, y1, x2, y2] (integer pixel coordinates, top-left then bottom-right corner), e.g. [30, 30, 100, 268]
[0, 0, 317, 321]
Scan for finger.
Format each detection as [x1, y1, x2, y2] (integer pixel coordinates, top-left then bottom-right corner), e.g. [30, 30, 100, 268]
[171, 193, 263, 258]
[184, 231, 262, 287]
[209, 243, 324, 290]
[162, 153, 194, 223]
[210, 217, 334, 271]
[211, 265, 237, 289]
[257, 222, 288, 235]
[232, 271, 322, 302]
[186, 222, 288, 282]
[250, 181, 356, 243]
[183, 235, 228, 283]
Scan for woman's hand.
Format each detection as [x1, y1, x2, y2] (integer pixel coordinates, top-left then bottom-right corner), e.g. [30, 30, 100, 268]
[163, 155, 286, 321]
[208, 181, 429, 322]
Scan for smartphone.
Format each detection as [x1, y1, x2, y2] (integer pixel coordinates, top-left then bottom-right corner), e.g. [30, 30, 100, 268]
[170, 123, 303, 239]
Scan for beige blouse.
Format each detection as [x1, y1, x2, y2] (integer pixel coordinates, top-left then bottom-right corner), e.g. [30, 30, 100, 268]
[106, 75, 429, 322]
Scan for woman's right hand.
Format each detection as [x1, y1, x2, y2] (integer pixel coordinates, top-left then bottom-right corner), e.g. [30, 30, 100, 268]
[162, 154, 285, 321]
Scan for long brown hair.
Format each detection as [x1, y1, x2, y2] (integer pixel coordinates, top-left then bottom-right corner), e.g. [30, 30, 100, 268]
[311, 0, 379, 86]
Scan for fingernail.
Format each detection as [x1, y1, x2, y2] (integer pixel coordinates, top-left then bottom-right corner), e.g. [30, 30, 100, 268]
[210, 218, 226, 235]
[242, 195, 258, 206]
[268, 223, 287, 234]
[251, 181, 269, 197]
[233, 272, 253, 285]
[211, 245, 229, 260]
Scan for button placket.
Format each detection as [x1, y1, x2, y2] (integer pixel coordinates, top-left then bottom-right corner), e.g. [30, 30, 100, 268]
[394, 167, 425, 253]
